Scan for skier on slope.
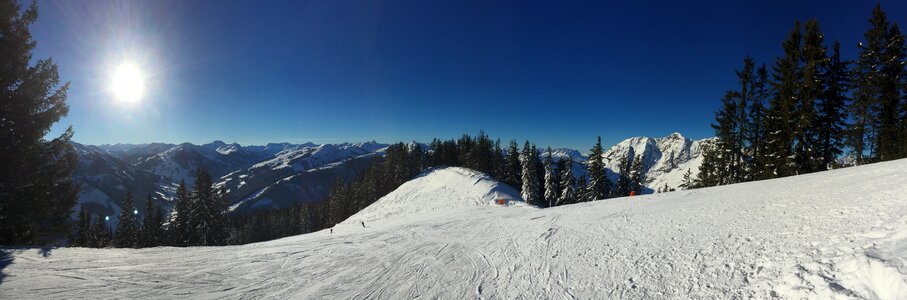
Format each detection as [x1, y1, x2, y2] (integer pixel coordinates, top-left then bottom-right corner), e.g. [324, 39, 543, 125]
[361, 221, 365, 228]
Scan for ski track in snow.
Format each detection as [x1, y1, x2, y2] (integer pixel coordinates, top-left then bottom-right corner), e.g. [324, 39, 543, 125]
[3, 162, 907, 299]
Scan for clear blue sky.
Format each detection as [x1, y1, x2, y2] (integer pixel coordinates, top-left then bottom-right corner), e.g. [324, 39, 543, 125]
[34, 0, 907, 150]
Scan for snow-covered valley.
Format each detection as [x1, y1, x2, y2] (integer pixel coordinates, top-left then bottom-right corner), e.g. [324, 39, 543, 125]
[3, 158, 906, 299]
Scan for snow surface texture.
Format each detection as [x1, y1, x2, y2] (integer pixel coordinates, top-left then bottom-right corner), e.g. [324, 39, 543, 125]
[345, 167, 526, 224]
[8, 159, 907, 298]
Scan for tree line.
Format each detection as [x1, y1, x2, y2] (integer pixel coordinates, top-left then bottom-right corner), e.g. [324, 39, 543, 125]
[69, 169, 231, 248]
[696, 4, 907, 188]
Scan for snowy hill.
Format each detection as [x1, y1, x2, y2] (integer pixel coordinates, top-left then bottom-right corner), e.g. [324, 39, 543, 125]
[343, 167, 526, 224]
[7, 159, 907, 298]
[598, 132, 710, 191]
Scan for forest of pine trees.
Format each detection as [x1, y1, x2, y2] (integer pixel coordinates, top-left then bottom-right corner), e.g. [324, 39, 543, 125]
[69, 169, 231, 248]
[697, 5, 907, 188]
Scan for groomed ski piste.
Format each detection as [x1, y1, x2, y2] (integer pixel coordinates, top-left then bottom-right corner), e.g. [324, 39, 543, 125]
[2, 161, 907, 299]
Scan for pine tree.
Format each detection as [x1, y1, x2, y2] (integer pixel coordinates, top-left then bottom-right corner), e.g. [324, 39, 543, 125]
[115, 193, 139, 248]
[172, 180, 191, 246]
[696, 140, 722, 187]
[557, 156, 576, 206]
[505, 140, 522, 191]
[748, 65, 771, 179]
[614, 150, 633, 196]
[850, 4, 889, 163]
[187, 169, 228, 246]
[90, 214, 111, 248]
[586, 136, 610, 200]
[543, 147, 558, 207]
[764, 22, 802, 177]
[794, 19, 826, 173]
[0, 0, 79, 246]
[629, 154, 646, 195]
[817, 41, 850, 169]
[576, 176, 588, 201]
[878, 21, 907, 161]
[492, 139, 505, 179]
[141, 195, 162, 247]
[520, 141, 541, 205]
[70, 208, 91, 247]
[679, 169, 695, 190]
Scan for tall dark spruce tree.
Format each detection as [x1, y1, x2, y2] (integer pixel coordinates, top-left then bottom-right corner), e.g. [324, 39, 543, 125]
[141, 195, 163, 247]
[115, 193, 139, 248]
[585, 136, 610, 201]
[699, 57, 758, 187]
[557, 156, 575, 206]
[614, 150, 633, 196]
[817, 41, 850, 169]
[543, 147, 558, 207]
[878, 22, 906, 161]
[187, 169, 228, 246]
[849, 4, 907, 163]
[748, 65, 771, 179]
[172, 180, 191, 246]
[520, 141, 541, 205]
[764, 22, 802, 177]
[0, 0, 79, 245]
[629, 154, 646, 195]
[794, 19, 826, 174]
[505, 140, 522, 191]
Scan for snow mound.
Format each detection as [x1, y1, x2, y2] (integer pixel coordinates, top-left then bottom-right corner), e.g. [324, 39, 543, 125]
[344, 167, 526, 224]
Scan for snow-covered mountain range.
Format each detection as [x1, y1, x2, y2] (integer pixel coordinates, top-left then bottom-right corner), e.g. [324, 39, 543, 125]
[70, 141, 389, 219]
[69, 133, 710, 219]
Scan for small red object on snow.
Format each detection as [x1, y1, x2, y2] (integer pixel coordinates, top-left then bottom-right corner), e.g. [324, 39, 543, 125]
[629, 191, 637, 196]
[497, 199, 506, 205]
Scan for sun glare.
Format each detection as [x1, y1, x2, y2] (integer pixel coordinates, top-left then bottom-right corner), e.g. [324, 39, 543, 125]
[111, 63, 145, 103]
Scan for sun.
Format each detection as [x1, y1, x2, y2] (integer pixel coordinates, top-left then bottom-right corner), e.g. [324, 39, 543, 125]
[111, 63, 145, 103]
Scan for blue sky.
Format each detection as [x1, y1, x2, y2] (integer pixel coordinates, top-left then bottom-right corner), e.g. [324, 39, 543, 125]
[34, 0, 907, 150]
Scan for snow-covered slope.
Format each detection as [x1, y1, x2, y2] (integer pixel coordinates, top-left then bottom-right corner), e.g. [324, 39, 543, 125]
[6, 159, 907, 298]
[218, 142, 389, 213]
[70, 143, 168, 221]
[599, 132, 710, 191]
[344, 167, 526, 224]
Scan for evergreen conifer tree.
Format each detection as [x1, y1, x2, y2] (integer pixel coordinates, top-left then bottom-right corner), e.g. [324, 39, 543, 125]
[629, 154, 646, 195]
[794, 19, 826, 173]
[586, 136, 610, 200]
[505, 140, 522, 191]
[817, 41, 850, 169]
[543, 147, 558, 207]
[115, 193, 139, 248]
[764, 22, 802, 177]
[615, 150, 633, 196]
[172, 180, 191, 246]
[0, 0, 79, 245]
[557, 156, 576, 205]
[748, 65, 771, 179]
[520, 141, 541, 205]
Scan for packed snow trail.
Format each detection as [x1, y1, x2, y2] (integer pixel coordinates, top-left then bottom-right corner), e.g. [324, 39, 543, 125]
[3, 163, 907, 299]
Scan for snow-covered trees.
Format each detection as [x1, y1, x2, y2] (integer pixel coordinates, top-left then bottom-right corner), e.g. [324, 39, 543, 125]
[585, 136, 610, 201]
[504, 140, 522, 191]
[520, 141, 542, 206]
[0, 0, 79, 246]
[557, 156, 576, 206]
[543, 148, 558, 207]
